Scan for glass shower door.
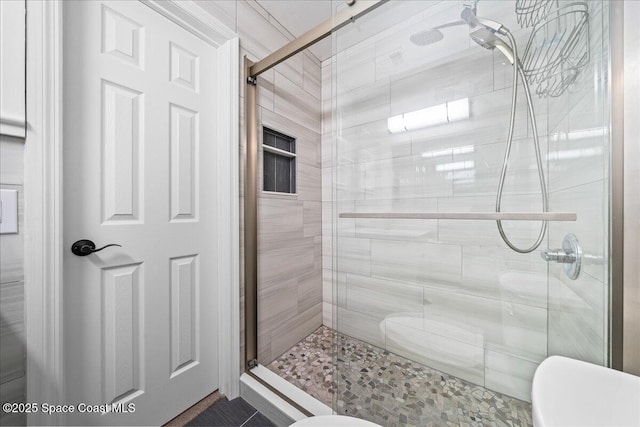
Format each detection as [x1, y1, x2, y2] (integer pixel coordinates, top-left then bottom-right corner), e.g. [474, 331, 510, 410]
[544, 0, 610, 368]
[329, 0, 610, 424]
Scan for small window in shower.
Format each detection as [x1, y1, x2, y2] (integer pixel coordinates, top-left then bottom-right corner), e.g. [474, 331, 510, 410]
[262, 127, 296, 194]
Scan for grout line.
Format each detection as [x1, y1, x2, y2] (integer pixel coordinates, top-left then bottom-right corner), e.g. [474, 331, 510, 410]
[0, 279, 25, 285]
[239, 410, 259, 427]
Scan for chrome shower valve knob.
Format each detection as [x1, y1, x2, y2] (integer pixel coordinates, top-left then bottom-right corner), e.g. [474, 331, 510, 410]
[540, 249, 576, 264]
[540, 233, 582, 280]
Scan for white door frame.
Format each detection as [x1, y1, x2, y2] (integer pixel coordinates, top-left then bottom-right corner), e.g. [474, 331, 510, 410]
[24, 1, 240, 425]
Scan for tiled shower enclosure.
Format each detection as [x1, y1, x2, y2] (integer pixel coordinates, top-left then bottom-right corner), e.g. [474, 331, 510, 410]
[323, 0, 610, 410]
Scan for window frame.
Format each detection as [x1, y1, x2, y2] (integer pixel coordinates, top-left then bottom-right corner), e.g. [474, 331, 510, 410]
[261, 127, 297, 195]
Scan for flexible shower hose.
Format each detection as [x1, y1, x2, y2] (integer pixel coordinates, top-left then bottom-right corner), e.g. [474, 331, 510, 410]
[495, 31, 548, 253]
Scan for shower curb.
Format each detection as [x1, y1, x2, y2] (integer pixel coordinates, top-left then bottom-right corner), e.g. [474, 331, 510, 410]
[240, 365, 332, 426]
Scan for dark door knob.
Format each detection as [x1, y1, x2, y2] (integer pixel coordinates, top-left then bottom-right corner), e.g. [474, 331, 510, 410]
[71, 239, 121, 256]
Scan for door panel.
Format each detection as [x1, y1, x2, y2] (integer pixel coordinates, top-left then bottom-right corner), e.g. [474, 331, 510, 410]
[102, 262, 144, 404]
[63, 1, 219, 425]
[170, 254, 199, 375]
[101, 80, 144, 224]
[169, 104, 199, 222]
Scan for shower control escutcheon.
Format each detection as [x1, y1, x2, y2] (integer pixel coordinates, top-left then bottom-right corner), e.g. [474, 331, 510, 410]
[541, 233, 582, 280]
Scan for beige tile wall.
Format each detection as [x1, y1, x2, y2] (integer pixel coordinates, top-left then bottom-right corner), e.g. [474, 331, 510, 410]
[203, 0, 325, 368]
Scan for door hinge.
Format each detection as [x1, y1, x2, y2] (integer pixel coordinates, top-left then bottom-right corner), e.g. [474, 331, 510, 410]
[247, 76, 257, 86]
[247, 358, 258, 369]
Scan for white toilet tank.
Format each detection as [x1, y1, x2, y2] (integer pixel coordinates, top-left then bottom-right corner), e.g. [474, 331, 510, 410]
[532, 356, 640, 427]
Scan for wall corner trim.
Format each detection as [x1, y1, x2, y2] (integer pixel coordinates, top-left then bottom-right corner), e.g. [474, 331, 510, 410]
[24, 0, 65, 425]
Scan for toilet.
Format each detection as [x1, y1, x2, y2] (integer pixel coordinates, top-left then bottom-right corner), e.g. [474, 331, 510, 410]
[532, 356, 640, 427]
[290, 415, 382, 427]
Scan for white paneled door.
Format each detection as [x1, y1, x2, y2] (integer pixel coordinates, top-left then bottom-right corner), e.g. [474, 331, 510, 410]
[62, 1, 219, 425]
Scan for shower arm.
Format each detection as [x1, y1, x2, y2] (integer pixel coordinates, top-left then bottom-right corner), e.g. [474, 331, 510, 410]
[495, 30, 549, 254]
[463, 1, 479, 17]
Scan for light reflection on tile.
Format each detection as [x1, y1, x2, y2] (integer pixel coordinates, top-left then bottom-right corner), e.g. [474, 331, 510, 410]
[410, 86, 530, 154]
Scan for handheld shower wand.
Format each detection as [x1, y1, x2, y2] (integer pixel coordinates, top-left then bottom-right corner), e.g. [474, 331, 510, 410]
[470, 28, 515, 64]
[463, 7, 549, 254]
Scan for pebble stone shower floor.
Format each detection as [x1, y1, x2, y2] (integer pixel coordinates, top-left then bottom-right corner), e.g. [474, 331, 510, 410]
[267, 326, 533, 427]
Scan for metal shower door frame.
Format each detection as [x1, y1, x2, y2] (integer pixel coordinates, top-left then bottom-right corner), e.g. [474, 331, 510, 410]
[241, 0, 387, 414]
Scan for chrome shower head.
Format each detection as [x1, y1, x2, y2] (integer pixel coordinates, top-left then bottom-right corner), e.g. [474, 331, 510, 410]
[410, 28, 444, 46]
[470, 28, 515, 65]
[410, 20, 466, 47]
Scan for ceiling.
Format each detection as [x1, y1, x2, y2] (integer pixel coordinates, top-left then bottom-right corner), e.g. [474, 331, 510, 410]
[256, 0, 334, 61]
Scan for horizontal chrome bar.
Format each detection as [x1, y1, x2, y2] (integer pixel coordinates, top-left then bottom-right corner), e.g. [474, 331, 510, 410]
[249, 0, 387, 78]
[338, 212, 577, 221]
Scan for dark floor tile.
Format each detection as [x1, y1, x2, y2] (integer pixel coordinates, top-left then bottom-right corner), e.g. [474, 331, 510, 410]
[242, 412, 276, 427]
[164, 391, 225, 426]
[186, 397, 257, 426]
